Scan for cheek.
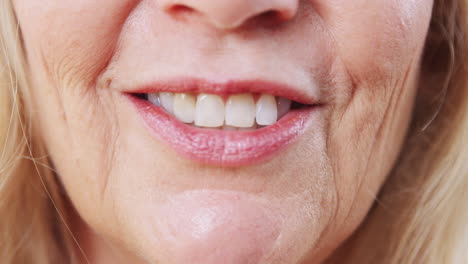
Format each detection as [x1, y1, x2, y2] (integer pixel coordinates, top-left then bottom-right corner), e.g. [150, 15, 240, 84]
[13, 0, 139, 220]
[14, 0, 139, 163]
[319, 0, 433, 84]
[15, 0, 137, 88]
[317, 0, 433, 151]
[315, 0, 432, 233]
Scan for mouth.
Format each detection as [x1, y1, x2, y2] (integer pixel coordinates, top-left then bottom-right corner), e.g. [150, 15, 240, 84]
[125, 78, 321, 166]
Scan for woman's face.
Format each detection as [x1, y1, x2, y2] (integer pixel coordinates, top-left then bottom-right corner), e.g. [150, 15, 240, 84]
[14, 0, 432, 263]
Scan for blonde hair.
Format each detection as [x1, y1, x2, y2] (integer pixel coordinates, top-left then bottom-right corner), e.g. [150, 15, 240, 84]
[0, 0, 78, 263]
[0, 0, 466, 263]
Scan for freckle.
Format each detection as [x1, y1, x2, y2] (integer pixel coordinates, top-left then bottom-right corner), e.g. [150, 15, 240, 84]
[60, 111, 67, 121]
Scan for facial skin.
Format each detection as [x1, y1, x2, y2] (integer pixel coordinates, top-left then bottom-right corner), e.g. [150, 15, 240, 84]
[14, 0, 433, 263]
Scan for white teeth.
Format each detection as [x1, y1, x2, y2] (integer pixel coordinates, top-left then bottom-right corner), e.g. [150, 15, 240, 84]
[277, 97, 292, 119]
[148, 93, 161, 106]
[195, 94, 225, 128]
[173, 93, 196, 123]
[147, 91, 297, 129]
[256, 94, 278, 126]
[160, 92, 174, 114]
[225, 94, 256, 128]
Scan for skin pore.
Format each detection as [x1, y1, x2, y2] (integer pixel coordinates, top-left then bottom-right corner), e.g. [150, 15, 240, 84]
[13, 0, 433, 263]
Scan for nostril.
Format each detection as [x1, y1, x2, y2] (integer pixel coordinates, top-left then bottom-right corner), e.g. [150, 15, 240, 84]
[245, 9, 291, 28]
[161, 0, 298, 30]
[166, 4, 196, 19]
[164, 4, 198, 22]
[259, 10, 280, 19]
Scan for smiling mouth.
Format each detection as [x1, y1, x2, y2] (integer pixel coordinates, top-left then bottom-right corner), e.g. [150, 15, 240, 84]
[125, 78, 321, 166]
[132, 91, 312, 131]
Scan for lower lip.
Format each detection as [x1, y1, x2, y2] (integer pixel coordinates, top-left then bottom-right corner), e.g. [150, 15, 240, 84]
[127, 95, 315, 166]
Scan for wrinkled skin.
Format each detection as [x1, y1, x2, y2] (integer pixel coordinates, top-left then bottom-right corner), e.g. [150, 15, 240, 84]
[14, 0, 432, 263]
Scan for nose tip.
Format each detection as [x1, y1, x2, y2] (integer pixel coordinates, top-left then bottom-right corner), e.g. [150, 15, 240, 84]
[160, 0, 299, 30]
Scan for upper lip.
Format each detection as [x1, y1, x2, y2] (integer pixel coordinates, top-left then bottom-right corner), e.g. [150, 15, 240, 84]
[122, 77, 320, 105]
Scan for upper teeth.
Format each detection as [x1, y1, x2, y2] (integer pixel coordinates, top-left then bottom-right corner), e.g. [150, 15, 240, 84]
[195, 94, 225, 127]
[147, 92, 292, 129]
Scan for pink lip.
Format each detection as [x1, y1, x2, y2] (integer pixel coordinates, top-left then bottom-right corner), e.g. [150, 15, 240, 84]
[125, 79, 319, 166]
[123, 78, 319, 105]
